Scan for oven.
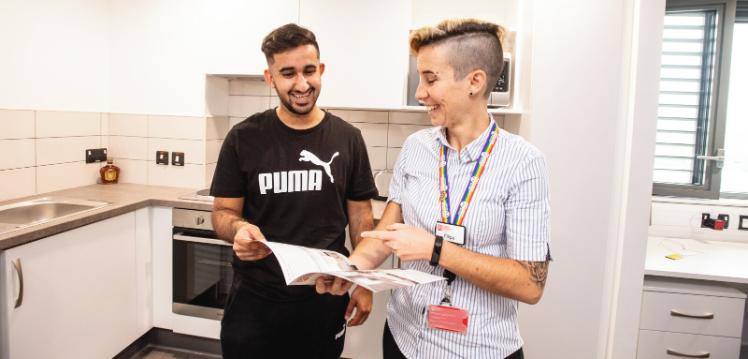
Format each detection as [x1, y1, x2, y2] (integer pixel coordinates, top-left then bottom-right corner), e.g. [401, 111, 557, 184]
[172, 208, 233, 321]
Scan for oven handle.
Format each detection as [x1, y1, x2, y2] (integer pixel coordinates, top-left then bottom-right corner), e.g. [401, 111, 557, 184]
[173, 234, 232, 247]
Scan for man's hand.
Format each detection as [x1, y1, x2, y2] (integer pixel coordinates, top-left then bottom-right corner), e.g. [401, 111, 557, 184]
[233, 223, 272, 261]
[361, 223, 435, 262]
[345, 286, 372, 326]
[315, 276, 352, 295]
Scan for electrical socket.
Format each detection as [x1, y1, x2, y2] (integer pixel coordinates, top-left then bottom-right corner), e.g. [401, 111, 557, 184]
[739, 215, 748, 231]
[171, 152, 184, 166]
[718, 214, 730, 229]
[156, 151, 169, 165]
[85, 148, 107, 163]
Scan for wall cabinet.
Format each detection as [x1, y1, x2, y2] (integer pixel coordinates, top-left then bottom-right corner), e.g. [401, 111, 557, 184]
[637, 277, 746, 359]
[203, 0, 300, 76]
[299, 0, 412, 109]
[0, 213, 141, 359]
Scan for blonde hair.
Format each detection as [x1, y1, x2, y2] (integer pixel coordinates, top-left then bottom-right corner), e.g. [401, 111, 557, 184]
[409, 19, 505, 98]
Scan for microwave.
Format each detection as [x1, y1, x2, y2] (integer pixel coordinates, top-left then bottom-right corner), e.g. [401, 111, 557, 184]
[406, 53, 512, 108]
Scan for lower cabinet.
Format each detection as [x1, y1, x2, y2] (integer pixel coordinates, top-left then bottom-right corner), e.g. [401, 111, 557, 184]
[0, 213, 140, 359]
[637, 276, 746, 359]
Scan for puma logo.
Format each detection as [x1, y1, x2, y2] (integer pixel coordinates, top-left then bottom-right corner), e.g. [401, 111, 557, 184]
[299, 150, 339, 183]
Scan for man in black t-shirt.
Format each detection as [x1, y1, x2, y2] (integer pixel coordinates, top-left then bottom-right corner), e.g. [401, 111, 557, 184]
[210, 23, 377, 359]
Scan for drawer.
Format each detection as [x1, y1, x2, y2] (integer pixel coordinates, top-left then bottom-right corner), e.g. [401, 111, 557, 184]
[637, 329, 741, 359]
[640, 290, 745, 337]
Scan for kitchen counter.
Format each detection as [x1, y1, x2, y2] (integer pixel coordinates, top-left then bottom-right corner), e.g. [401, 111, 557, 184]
[645, 236, 748, 284]
[0, 184, 387, 250]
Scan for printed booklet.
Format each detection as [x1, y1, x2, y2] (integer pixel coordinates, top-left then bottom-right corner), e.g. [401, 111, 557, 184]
[260, 241, 445, 292]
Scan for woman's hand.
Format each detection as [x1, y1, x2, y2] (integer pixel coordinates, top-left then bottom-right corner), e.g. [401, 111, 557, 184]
[361, 223, 435, 262]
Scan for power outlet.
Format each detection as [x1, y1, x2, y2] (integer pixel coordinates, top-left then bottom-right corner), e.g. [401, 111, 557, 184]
[171, 152, 184, 166]
[156, 151, 169, 165]
[739, 215, 748, 231]
[718, 214, 730, 229]
[85, 148, 107, 163]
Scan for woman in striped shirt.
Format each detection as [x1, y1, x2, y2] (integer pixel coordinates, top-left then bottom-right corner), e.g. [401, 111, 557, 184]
[318, 18, 551, 359]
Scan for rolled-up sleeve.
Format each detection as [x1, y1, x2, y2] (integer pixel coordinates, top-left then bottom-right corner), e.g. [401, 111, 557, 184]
[505, 154, 551, 261]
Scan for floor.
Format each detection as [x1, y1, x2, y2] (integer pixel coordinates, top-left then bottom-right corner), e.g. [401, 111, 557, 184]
[130, 345, 222, 359]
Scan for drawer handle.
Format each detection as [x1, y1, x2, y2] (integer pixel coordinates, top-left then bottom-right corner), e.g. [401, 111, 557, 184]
[670, 309, 714, 319]
[666, 348, 710, 358]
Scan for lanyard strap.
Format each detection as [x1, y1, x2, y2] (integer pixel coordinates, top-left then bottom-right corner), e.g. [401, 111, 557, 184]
[439, 122, 499, 226]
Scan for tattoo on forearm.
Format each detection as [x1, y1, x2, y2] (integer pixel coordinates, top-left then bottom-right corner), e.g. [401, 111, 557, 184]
[519, 261, 549, 289]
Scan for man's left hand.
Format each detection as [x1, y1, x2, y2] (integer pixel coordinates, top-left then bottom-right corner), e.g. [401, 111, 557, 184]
[361, 223, 435, 262]
[345, 286, 372, 326]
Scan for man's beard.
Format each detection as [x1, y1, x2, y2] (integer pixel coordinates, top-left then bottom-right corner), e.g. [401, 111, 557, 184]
[274, 86, 318, 115]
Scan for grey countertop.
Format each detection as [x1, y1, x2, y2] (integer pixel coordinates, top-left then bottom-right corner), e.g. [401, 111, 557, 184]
[0, 183, 386, 250]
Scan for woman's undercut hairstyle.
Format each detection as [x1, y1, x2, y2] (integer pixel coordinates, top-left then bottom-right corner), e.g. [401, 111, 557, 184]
[410, 19, 505, 98]
[261, 23, 320, 65]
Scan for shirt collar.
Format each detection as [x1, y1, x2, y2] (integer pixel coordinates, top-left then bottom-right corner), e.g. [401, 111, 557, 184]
[435, 113, 497, 163]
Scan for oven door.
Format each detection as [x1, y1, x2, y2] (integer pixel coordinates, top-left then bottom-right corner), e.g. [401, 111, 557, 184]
[172, 229, 233, 320]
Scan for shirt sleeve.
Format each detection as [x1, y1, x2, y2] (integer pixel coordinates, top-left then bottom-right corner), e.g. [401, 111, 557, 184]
[209, 128, 246, 198]
[346, 129, 378, 201]
[386, 138, 410, 205]
[505, 153, 552, 262]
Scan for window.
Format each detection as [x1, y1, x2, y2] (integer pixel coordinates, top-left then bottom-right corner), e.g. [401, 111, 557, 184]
[652, 0, 746, 199]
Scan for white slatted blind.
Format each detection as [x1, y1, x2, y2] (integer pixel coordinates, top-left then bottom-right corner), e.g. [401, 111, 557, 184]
[737, 1, 748, 23]
[654, 11, 715, 184]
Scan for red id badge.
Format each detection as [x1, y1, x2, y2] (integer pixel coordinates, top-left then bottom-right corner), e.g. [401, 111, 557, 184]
[427, 305, 469, 333]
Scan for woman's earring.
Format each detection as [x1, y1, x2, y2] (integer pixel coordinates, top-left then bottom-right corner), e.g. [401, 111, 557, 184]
[469, 91, 473, 96]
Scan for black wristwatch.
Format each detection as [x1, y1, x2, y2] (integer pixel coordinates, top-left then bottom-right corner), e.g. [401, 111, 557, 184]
[430, 235, 444, 266]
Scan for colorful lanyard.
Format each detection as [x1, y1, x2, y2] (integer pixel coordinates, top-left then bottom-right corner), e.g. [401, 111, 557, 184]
[439, 122, 499, 225]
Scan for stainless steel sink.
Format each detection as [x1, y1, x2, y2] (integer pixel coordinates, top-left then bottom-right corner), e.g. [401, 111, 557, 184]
[0, 197, 109, 233]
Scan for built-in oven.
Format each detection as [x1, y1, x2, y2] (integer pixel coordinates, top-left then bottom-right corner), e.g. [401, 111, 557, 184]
[172, 208, 233, 321]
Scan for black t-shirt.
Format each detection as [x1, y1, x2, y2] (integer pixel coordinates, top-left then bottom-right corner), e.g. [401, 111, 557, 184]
[210, 109, 377, 302]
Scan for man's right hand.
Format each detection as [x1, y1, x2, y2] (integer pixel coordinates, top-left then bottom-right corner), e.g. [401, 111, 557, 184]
[315, 276, 353, 295]
[233, 222, 272, 261]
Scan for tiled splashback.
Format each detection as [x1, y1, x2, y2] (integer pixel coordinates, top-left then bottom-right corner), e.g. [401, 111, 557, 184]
[226, 78, 505, 174]
[0, 110, 104, 201]
[0, 78, 505, 202]
[0, 109, 225, 201]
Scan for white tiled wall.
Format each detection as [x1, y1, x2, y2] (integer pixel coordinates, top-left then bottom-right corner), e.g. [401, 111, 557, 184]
[0, 109, 106, 201]
[223, 77, 507, 187]
[0, 109, 230, 201]
[1, 77, 506, 201]
[107, 113, 229, 189]
[650, 199, 748, 243]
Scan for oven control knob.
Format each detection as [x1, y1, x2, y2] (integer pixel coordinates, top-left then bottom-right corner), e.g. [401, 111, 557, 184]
[196, 216, 205, 225]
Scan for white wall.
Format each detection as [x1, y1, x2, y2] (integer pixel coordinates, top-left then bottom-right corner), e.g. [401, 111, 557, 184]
[0, 0, 110, 112]
[109, 0, 206, 116]
[516, 0, 660, 358]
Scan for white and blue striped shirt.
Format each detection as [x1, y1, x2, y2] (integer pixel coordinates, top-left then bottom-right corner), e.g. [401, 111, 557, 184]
[386, 116, 551, 359]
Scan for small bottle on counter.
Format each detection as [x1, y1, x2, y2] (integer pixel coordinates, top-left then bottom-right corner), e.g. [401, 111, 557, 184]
[100, 158, 120, 184]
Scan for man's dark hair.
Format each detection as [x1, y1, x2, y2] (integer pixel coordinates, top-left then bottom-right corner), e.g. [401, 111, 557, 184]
[261, 23, 320, 64]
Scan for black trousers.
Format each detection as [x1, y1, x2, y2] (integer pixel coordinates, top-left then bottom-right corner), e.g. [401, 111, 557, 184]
[383, 321, 525, 359]
[220, 278, 349, 359]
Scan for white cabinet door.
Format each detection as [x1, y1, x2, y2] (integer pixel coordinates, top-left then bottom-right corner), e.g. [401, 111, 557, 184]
[0, 213, 139, 359]
[203, 0, 300, 76]
[299, 0, 412, 108]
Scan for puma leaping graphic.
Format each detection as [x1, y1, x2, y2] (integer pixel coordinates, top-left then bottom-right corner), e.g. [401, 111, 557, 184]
[299, 150, 339, 183]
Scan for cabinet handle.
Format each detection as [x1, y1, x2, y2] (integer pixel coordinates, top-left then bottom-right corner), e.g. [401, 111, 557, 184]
[670, 309, 714, 319]
[666, 348, 710, 358]
[11, 258, 23, 308]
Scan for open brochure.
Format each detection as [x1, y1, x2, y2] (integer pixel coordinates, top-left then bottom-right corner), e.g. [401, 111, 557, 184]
[260, 241, 445, 293]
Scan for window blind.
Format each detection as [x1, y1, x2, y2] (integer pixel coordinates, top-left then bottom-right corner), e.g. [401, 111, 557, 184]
[654, 11, 716, 185]
[737, 1, 748, 23]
